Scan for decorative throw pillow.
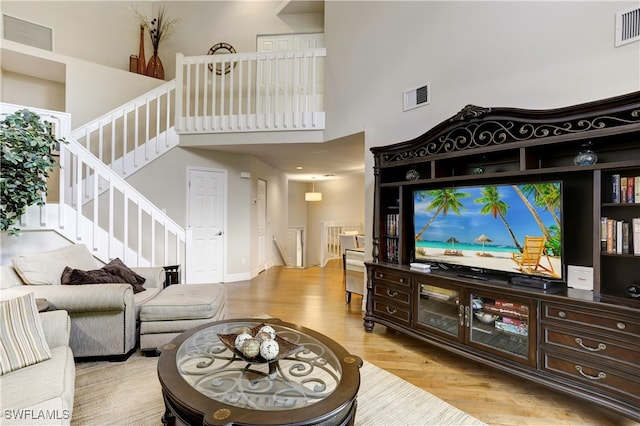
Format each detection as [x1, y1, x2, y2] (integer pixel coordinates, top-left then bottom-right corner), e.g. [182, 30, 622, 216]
[0, 293, 52, 375]
[60, 258, 146, 294]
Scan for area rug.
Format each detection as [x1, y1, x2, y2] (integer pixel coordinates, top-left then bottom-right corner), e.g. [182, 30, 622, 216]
[72, 351, 485, 425]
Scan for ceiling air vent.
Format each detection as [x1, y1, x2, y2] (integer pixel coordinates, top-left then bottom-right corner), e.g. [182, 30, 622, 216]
[615, 6, 640, 47]
[403, 83, 430, 112]
[3, 14, 53, 51]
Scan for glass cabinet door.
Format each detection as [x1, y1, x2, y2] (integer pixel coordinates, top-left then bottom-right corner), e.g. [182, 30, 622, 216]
[416, 282, 461, 338]
[467, 292, 535, 366]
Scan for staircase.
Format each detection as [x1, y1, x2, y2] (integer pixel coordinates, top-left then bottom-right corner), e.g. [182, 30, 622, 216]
[2, 46, 327, 273]
[1, 102, 185, 268]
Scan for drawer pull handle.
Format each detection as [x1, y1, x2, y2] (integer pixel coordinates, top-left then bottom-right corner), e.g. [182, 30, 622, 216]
[616, 322, 626, 330]
[575, 365, 606, 381]
[558, 311, 566, 318]
[386, 307, 398, 315]
[575, 338, 606, 352]
[459, 305, 465, 326]
[386, 289, 398, 298]
[379, 273, 384, 278]
[399, 278, 404, 283]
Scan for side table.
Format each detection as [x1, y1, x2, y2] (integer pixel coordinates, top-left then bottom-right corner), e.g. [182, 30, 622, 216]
[162, 265, 181, 288]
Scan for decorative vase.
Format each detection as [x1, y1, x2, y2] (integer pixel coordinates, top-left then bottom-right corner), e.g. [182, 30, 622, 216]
[573, 141, 598, 166]
[137, 26, 146, 75]
[146, 52, 164, 80]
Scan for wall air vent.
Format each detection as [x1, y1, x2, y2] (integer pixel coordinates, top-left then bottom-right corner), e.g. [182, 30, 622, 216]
[3, 14, 53, 51]
[403, 83, 430, 112]
[615, 6, 640, 47]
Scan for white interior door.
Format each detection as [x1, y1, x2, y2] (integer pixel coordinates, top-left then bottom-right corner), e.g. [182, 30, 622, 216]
[257, 179, 267, 272]
[188, 168, 226, 283]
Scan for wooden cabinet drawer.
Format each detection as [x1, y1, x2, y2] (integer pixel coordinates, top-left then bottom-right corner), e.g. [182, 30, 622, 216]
[542, 350, 640, 404]
[541, 302, 640, 340]
[372, 269, 410, 288]
[372, 299, 411, 325]
[542, 325, 640, 369]
[372, 284, 411, 306]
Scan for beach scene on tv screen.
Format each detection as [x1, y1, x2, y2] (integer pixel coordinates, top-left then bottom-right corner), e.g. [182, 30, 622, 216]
[414, 182, 562, 279]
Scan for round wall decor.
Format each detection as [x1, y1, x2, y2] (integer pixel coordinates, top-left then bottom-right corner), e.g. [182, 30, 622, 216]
[207, 42, 237, 75]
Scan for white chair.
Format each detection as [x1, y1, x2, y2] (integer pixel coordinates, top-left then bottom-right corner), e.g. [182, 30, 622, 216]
[339, 234, 358, 269]
[356, 234, 365, 248]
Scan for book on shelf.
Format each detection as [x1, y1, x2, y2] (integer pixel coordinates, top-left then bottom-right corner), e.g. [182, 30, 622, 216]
[386, 213, 399, 237]
[634, 218, 640, 256]
[616, 221, 623, 254]
[602, 217, 638, 254]
[612, 174, 620, 203]
[600, 217, 607, 252]
[612, 174, 640, 204]
[606, 218, 615, 253]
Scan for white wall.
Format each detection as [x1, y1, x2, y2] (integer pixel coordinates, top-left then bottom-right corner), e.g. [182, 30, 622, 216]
[323, 1, 640, 261]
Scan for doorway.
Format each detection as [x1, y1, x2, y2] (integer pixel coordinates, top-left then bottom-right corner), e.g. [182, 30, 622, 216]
[257, 178, 267, 273]
[187, 167, 226, 283]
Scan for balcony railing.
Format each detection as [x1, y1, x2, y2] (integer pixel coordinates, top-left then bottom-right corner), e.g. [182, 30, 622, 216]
[176, 48, 326, 134]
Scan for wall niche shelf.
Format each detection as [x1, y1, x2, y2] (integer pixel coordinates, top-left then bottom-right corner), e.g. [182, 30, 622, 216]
[365, 91, 640, 422]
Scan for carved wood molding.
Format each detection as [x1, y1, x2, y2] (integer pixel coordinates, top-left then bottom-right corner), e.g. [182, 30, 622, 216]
[376, 92, 640, 164]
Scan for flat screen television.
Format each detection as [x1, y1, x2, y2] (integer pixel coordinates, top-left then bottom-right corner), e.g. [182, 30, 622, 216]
[413, 181, 563, 281]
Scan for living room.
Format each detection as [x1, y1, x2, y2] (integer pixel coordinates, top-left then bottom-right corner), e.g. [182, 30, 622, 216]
[1, 1, 639, 425]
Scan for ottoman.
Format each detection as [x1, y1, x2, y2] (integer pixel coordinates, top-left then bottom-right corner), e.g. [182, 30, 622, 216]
[139, 283, 226, 355]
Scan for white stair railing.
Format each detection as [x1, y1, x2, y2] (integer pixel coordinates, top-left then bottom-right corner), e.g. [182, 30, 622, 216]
[176, 48, 326, 134]
[71, 81, 178, 178]
[320, 221, 363, 267]
[2, 103, 185, 268]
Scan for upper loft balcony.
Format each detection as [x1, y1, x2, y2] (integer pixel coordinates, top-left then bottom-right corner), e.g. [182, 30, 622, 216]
[1, 38, 326, 148]
[175, 47, 326, 148]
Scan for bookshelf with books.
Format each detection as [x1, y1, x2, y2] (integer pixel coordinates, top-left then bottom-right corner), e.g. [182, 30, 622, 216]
[596, 168, 640, 306]
[366, 91, 640, 421]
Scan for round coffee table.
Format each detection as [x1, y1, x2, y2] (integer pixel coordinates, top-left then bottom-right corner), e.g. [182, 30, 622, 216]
[157, 318, 363, 426]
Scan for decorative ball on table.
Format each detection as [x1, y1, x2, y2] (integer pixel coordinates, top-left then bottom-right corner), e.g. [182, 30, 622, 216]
[234, 332, 252, 350]
[257, 325, 276, 340]
[241, 338, 261, 358]
[260, 339, 280, 361]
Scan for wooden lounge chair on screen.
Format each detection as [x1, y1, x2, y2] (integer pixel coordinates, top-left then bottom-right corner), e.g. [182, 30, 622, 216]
[511, 236, 559, 278]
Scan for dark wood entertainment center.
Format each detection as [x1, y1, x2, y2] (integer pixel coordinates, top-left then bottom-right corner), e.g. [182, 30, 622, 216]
[364, 92, 640, 421]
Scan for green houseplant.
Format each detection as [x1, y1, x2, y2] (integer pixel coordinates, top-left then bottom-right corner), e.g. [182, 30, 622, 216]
[1, 109, 65, 235]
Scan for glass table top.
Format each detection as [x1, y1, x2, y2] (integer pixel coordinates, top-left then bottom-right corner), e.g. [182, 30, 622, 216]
[176, 320, 343, 411]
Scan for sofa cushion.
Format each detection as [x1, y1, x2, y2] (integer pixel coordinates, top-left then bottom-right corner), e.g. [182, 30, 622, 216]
[61, 258, 146, 294]
[0, 293, 52, 375]
[0, 346, 75, 423]
[12, 244, 98, 286]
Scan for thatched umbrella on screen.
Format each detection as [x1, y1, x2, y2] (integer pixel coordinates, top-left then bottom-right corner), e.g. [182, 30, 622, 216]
[475, 234, 492, 256]
[445, 236, 461, 255]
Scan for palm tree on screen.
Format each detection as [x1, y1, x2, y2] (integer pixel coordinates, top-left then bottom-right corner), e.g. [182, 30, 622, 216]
[415, 188, 470, 241]
[474, 186, 523, 252]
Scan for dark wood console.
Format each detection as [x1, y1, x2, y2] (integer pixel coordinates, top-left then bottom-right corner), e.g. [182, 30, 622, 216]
[364, 92, 640, 421]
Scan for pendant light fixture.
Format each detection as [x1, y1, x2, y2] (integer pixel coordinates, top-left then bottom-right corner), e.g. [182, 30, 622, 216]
[305, 178, 322, 202]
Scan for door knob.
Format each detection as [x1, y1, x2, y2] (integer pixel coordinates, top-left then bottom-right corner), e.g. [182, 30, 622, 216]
[216, 231, 223, 236]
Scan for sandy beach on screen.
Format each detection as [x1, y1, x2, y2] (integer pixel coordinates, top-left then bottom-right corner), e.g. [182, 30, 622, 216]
[417, 247, 561, 278]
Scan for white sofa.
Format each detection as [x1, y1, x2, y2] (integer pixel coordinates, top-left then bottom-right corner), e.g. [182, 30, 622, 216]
[0, 309, 75, 425]
[0, 244, 163, 358]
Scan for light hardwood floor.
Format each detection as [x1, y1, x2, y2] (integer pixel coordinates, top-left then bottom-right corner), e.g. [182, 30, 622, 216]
[223, 260, 638, 426]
